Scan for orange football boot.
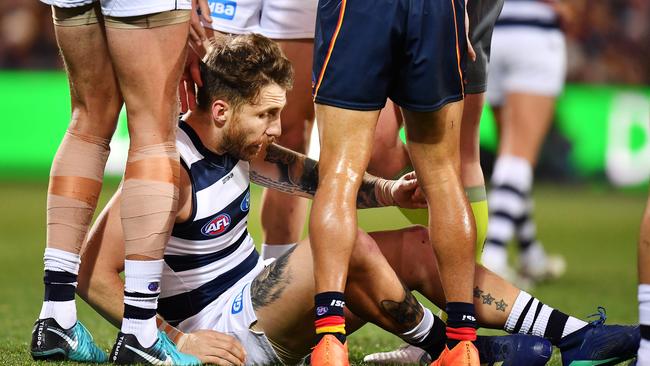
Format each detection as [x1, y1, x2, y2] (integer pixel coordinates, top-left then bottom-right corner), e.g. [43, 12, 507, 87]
[311, 334, 350, 366]
[430, 341, 480, 366]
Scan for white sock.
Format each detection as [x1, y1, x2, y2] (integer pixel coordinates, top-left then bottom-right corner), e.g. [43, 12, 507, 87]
[400, 306, 434, 344]
[39, 248, 80, 329]
[505, 291, 587, 342]
[491, 155, 533, 192]
[261, 243, 296, 260]
[122, 259, 164, 348]
[639, 339, 650, 365]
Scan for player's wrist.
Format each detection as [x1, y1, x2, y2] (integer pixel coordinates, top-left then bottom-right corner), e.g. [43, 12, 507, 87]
[375, 179, 397, 207]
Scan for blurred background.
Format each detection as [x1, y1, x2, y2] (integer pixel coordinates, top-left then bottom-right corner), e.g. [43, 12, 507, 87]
[0, 1, 648, 365]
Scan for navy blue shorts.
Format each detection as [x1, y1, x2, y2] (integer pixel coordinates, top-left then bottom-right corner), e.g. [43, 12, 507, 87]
[312, 0, 467, 112]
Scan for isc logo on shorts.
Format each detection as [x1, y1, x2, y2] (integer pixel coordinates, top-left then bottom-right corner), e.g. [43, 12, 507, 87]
[201, 213, 231, 236]
[208, 0, 237, 20]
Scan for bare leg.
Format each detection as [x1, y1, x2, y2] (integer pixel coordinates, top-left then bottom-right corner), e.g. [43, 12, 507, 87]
[402, 102, 478, 339]
[105, 20, 189, 347]
[38, 3, 121, 332]
[367, 101, 410, 179]
[260, 39, 314, 254]
[484, 93, 563, 281]
[308, 104, 379, 344]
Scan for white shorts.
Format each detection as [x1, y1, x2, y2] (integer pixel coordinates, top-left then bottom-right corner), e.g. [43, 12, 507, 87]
[40, 0, 192, 17]
[205, 0, 317, 39]
[487, 27, 566, 106]
[176, 257, 280, 366]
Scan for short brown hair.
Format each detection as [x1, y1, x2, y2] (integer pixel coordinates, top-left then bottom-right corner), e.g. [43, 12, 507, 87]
[197, 33, 294, 110]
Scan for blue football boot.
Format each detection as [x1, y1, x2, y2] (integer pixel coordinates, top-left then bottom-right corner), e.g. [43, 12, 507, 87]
[31, 318, 108, 363]
[559, 307, 640, 366]
[475, 334, 553, 366]
[109, 330, 201, 365]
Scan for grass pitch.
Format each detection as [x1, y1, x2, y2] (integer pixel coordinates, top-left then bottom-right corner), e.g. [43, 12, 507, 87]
[0, 180, 644, 365]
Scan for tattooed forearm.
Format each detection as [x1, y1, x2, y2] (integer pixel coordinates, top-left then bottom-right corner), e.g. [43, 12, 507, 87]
[473, 286, 508, 312]
[252, 143, 388, 208]
[380, 283, 424, 329]
[357, 177, 381, 209]
[251, 246, 295, 309]
[251, 143, 319, 197]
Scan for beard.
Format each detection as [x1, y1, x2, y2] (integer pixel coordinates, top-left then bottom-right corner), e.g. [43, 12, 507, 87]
[221, 121, 274, 161]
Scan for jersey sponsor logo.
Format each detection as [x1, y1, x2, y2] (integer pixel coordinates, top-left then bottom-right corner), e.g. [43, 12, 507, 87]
[201, 213, 231, 237]
[208, 0, 237, 20]
[231, 286, 245, 314]
[240, 191, 250, 212]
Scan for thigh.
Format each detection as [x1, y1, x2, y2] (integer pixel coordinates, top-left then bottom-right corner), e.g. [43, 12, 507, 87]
[260, 0, 317, 39]
[51, 3, 122, 137]
[204, 0, 262, 34]
[274, 39, 315, 152]
[104, 20, 189, 145]
[252, 243, 317, 360]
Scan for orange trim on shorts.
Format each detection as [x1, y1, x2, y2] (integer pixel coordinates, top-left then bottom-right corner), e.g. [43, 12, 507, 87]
[450, 0, 465, 95]
[124, 157, 180, 184]
[49, 176, 102, 205]
[313, 0, 347, 100]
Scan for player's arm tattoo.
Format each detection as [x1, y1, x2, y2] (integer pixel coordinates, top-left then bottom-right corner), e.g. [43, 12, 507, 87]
[380, 282, 424, 329]
[251, 246, 295, 309]
[250, 143, 392, 208]
[473, 285, 508, 312]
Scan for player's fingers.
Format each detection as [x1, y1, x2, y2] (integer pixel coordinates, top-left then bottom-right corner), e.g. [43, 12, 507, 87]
[210, 347, 244, 366]
[198, 0, 213, 23]
[189, 26, 202, 47]
[402, 171, 417, 180]
[209, 337, 246, 362]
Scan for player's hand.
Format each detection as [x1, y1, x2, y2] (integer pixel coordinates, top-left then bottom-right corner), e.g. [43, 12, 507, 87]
[177, 330, 247, 366]
[179, 45, 203, 113]
[465, 0, 476, 62]
[389, 172, 428, 209]
[190, 0, 212, 47]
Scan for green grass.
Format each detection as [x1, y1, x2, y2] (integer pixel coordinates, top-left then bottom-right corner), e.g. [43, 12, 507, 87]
[0, 181, 644, 365]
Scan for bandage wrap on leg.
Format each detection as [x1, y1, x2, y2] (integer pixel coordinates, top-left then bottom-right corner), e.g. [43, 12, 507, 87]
[47, 130, 110, 253]
[121, 142, 180, 258]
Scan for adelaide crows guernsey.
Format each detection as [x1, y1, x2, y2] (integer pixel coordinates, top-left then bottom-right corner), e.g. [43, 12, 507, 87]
[158, 121, 258, 326]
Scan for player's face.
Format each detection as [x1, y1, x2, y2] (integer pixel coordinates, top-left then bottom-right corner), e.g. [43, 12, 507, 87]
[223, 83, 286, 161]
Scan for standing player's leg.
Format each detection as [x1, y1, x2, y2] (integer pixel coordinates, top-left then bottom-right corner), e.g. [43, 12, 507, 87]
[31, 3, 120, 362]
[638, 194, 650, 364]
[309, 105, 380, 352]
[260, 38, 314, 259]
[482, 26, 567, 283]
[102, 9, 199, 364]
[367, 102, 410, 180]
[402, 104, 480, 354]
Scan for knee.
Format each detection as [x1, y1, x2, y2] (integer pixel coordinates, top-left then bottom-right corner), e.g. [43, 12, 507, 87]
[349, 228, 383, 270]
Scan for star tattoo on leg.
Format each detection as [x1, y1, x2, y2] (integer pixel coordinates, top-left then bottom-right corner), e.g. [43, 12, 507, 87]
[481, 293, 495, 305]
[495, 299, 508, 312]
[473, 286, 483, 299]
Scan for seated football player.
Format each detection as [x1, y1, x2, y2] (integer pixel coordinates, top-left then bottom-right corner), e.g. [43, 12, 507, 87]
[75, 34, 638, 366]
